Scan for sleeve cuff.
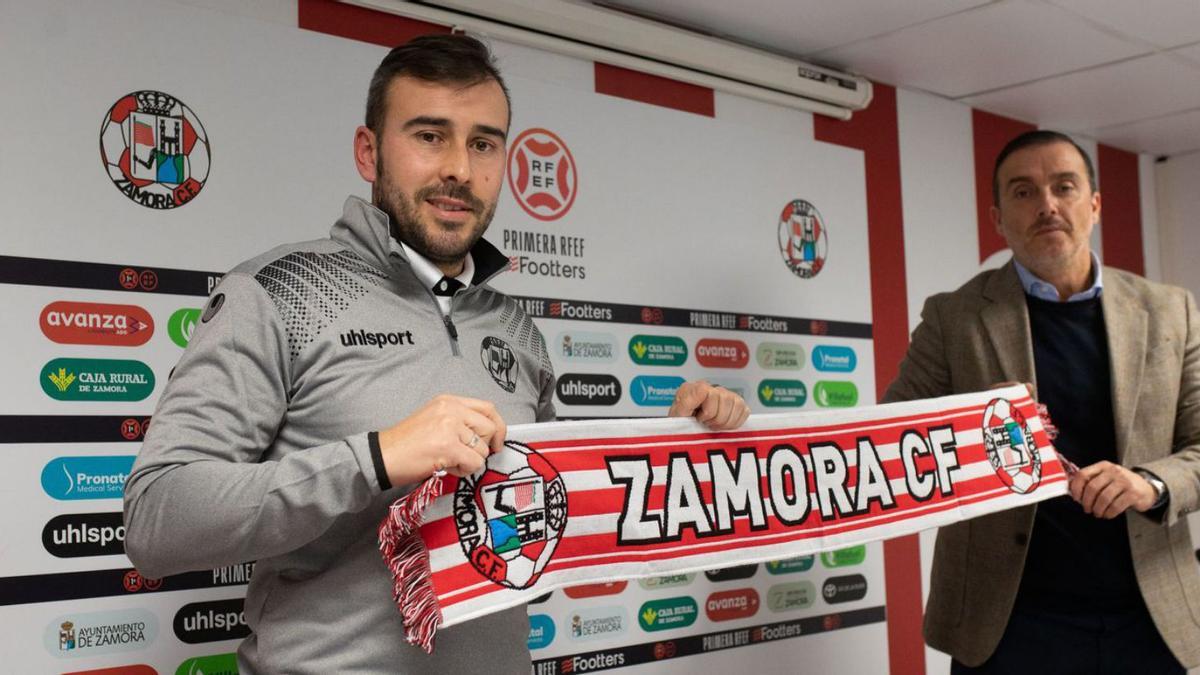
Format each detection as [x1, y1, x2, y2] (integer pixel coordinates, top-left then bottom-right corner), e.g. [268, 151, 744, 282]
[367, 431, 392, 491]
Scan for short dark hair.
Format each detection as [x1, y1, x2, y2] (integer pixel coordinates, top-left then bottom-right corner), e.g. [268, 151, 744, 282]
[365, 33, 510, 134]
[992, 130, 1097, 206]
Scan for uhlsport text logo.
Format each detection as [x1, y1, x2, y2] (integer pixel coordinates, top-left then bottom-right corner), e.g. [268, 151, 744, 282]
[42, 512, 125, 557]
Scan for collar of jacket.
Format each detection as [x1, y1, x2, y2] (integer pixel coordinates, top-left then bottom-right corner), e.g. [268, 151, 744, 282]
[329, 195, 511, 289]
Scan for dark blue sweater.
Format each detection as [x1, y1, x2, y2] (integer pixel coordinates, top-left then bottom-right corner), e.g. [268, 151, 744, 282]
[1014, 294, 1142, 613]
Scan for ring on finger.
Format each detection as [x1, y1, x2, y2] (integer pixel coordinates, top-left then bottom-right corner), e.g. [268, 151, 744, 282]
[465, 433, 480, 448]
[432, 461, 447, 478]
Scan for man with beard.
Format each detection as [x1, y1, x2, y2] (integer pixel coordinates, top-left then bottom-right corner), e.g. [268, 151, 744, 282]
[124, 34, 748, 674]
[885, 130, 1200, 673]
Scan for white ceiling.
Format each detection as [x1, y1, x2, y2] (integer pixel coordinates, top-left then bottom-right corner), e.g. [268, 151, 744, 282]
[605, 0, 1200, 157]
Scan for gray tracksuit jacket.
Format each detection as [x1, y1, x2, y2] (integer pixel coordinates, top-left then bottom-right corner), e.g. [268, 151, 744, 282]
[123, 196, 556, 673]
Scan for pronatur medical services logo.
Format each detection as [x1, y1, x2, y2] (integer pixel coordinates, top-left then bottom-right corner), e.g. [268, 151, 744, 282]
[630, 376, 685, 406]
[41, 456, 134, 500]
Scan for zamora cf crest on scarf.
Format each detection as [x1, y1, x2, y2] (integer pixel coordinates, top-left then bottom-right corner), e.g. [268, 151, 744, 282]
[378, 384, 1067, 652]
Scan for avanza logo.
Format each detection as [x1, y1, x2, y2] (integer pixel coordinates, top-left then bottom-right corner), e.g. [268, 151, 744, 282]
[705, 588, 760, 621]
[40, 302, 153, 346]
[695, 338, 749, 368]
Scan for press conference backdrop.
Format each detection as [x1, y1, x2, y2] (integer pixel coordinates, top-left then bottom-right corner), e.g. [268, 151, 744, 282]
[0, 1, 1183, 674]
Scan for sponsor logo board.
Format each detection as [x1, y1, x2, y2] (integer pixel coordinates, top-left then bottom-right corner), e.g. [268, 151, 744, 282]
[45, 608, 158, 657]
[814, 381, 859, 407]
[705, 588, 760, 621]
[555, 331, 616, 363]
[756, 342, 804, 370]
[638, 597, 698, 632]
[811, 345, 857, 373]
[556, 373, 621, 406]
[766, 556, 815, 574]
[767, 581, 817, 612]
[821, 574, 869, 604]
[41, 358, 154, 401]
[567, 606, 628, 641]
[528, 614, 556, 650]
[628, 335, 687, 366]
[167, 308, 201, 348]
[40, 302, 154, 346]
[758, 379, 806, 407]
[694, 338, 749, 368]
[630, 376, 685, 407]
[173, 599, 250, 644]
[820, 545, 866, 568]
[42, 512, 125, 557]
[41, 456, 134, 500]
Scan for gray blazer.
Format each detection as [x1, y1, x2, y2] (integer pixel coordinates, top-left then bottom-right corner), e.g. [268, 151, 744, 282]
[884, 260, 1200, 667]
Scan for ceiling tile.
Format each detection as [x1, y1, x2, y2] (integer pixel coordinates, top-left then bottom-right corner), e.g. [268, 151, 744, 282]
[812, 0, 1147, 98]
[1093, 108, 1200, 156]
[960, 53, 1200, 132]
[604, 0, 989, 56]
[1047, 0, 1200, 49]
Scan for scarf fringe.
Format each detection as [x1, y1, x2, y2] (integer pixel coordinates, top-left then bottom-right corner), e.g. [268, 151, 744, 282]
[378, 475, 446, 654]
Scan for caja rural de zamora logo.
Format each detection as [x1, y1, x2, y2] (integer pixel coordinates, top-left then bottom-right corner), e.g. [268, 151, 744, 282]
[455, 441, 567, 589]
[777, 199, 827, 279]
[981, 397, 1043, 494]
[507, 128, 577, 221]
[100, 90, 210, 209]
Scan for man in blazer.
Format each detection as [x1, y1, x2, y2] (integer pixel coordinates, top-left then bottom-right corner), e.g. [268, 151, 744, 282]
[885, 130, 1200, 673]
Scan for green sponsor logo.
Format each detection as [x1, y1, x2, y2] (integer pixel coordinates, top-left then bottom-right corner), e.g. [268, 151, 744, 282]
[755, 342, 804, 370]
[814, 380, 858, 407]
[176, 653, 239, 675]
[628, 335, 688, 366]
[41, 358, 155, 401]
[767, 581, 816, 612]
[758, 379, 806, 407]
[820, 545, 866, 568]
[637, 573, 696, 590]
[168, 308, 202, 348]
[637, 596, 698, 632]
[766, 556, 815, 575]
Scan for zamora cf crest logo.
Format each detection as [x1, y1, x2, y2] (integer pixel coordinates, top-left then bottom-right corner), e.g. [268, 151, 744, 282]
[454, 441, 568, 589]
[100, 90, 210, 209]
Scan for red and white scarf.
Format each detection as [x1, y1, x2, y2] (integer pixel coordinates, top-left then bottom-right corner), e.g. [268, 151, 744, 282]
[379, 385, 1067, 652]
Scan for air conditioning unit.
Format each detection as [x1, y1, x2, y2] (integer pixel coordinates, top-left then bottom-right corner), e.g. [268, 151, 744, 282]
[342, 0, 873, 119]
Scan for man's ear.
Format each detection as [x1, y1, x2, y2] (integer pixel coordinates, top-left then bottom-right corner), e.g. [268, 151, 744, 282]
[353, 125, 377, 183]
[990, 204, 1003, 235]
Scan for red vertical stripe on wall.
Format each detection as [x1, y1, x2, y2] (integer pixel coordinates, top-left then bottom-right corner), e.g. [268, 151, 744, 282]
[1097, 144, 1145, 275]
[593, 63, 715, 116]
[972, 110, 1036, 263]
[814, 84, 922, 675]
[298, 0, 448, 47]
